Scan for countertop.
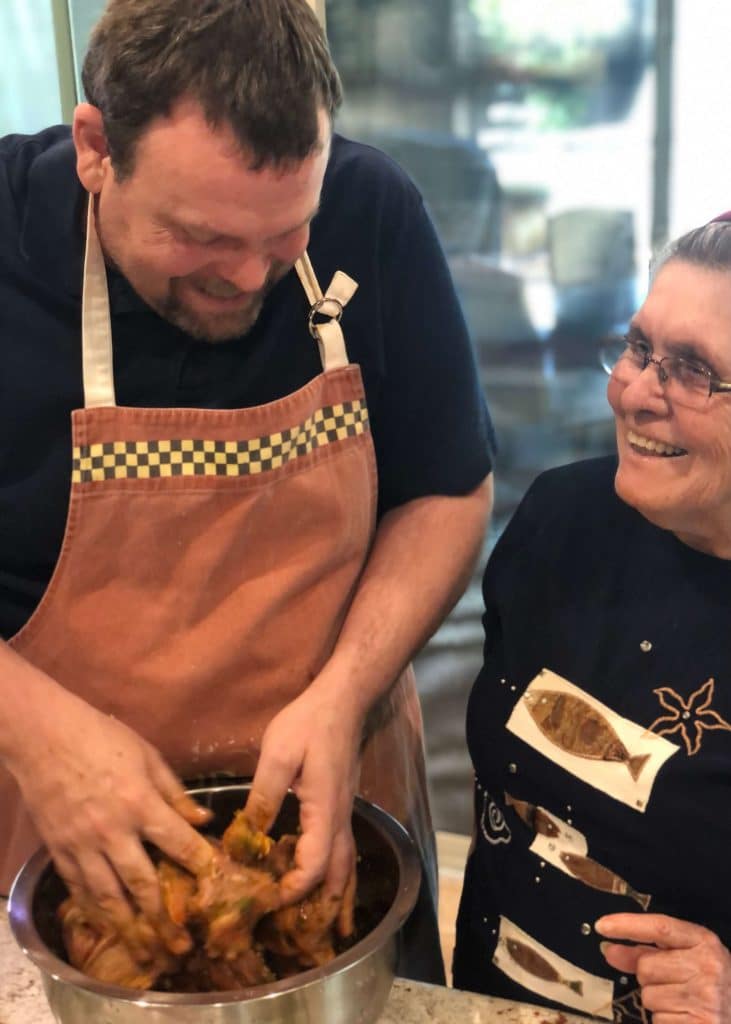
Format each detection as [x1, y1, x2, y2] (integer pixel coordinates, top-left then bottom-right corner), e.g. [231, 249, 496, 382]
[1, 900, 591, 1023]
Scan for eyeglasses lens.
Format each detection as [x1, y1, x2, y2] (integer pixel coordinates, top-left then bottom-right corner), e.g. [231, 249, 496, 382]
[598, 340, 711, 409]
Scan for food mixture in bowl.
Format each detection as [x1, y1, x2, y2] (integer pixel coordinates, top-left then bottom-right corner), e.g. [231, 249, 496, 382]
[58, 808, 355, 993]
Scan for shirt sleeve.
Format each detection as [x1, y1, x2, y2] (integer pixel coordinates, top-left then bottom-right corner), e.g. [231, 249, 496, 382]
[0, 134, 25, 248]
[479, 474, 543, 658]
[373, 185, 496, 514]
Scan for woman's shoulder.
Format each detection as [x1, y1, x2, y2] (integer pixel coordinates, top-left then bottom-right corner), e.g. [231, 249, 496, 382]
[488, 455, 626, 576]
[529, 453, 617, 500]
[518, 454, 620, 527]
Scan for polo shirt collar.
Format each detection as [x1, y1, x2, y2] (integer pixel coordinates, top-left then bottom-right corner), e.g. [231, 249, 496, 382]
[21, 134, 85, 300]
[20, 130, 154, 315]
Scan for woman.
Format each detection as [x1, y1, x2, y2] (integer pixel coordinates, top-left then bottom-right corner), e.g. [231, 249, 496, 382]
[453, 219, 731, 1023]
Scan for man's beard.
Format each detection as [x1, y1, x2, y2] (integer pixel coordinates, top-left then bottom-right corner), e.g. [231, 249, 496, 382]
[95, 211, 290, 343]
[158, 265, 288, 343]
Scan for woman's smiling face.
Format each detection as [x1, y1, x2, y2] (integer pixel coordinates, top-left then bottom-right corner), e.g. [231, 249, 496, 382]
[608, 258, 731, 556]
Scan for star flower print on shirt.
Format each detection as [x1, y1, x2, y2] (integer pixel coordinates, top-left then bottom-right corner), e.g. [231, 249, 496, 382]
[648, 678, 731, 755]
[612, 987, 650, 1023]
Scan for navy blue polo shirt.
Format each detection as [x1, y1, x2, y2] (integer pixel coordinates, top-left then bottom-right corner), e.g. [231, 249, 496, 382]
[0, 126, 494, 639]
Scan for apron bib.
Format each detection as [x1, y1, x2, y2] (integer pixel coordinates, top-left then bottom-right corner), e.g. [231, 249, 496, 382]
[0, 198, 433, 901]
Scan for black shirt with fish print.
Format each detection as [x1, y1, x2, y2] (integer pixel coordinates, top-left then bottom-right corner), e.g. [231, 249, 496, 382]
[454, 456, 731, 1023]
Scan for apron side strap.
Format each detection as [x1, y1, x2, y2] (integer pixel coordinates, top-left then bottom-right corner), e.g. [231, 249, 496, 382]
[327, 269, 359, 308]
[295, 254, 359, 373]
[82, 194, 117, 409]
[313, 320, 348, 371]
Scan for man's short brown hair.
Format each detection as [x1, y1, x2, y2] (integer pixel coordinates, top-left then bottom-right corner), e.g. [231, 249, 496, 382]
[82, 0, 342, 178]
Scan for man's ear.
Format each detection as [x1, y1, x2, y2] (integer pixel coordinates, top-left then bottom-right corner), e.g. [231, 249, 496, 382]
[72, 103, 111, 193]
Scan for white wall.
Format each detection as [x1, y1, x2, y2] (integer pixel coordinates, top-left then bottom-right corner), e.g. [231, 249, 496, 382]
[671, 1, 731, 234]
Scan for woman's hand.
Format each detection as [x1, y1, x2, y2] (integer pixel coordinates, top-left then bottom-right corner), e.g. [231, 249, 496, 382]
[597, 912, 731, 1024]
[8, 687, 213, 952]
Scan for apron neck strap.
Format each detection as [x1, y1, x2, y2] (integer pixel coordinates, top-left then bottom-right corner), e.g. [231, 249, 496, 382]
[82, 193, 117, 408]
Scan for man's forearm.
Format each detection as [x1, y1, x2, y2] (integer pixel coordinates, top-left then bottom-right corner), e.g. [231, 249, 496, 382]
[0, 640, 70, 767]
[310, 473, 493, 719]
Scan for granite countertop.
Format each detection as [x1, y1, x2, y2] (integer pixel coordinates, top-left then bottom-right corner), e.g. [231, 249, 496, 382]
[1, 900, 591, 1024]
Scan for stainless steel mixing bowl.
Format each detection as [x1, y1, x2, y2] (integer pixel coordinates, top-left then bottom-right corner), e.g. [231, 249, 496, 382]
[9, 783, 421, 1023]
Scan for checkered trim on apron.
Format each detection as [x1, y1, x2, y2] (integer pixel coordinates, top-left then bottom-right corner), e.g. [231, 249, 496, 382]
[72, 400, 369, 482]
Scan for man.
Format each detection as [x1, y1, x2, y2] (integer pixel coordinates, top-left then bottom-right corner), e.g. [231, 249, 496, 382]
[0, 0, 494, 980]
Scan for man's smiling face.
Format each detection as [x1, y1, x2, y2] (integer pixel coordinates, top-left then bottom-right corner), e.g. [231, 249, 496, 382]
[77, 99, 330, 342]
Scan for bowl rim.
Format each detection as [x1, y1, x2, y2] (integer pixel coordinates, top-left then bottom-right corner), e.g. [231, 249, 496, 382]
[8, 787, 421, 1006]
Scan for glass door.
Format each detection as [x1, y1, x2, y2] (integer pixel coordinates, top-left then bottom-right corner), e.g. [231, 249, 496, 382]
[0, 0, 63, 134]
[65, 0, 106, 97]
[327, 0, 657, 831]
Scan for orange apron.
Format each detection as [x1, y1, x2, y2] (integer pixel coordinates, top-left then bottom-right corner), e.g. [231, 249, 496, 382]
[0, 198, 434, 903]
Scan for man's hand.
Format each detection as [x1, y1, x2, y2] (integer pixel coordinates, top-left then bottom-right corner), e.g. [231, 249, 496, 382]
[245, 477, 492, 912]
[244, 681, 362, 913]
[5, 680, 212, 952]
[597, 912, 731, 1024]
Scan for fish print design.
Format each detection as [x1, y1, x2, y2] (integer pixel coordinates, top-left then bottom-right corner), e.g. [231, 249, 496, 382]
[504, 792, 560, 838]
[559, 852, 651, 910]
[524, 690, 651, 781]
[505, 938, 583, 996]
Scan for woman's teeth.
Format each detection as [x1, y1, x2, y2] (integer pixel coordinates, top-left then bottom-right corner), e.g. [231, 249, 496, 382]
[627, 430, 687, 457]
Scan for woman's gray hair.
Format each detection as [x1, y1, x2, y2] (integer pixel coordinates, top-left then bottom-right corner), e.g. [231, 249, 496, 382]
[651, 221, 731, 281]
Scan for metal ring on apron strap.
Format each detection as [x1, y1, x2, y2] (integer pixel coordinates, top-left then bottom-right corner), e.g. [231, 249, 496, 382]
[308, 296, 344, 338]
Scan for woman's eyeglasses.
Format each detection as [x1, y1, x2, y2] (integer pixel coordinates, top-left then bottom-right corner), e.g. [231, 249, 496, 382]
[599, 335, 731, 410]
